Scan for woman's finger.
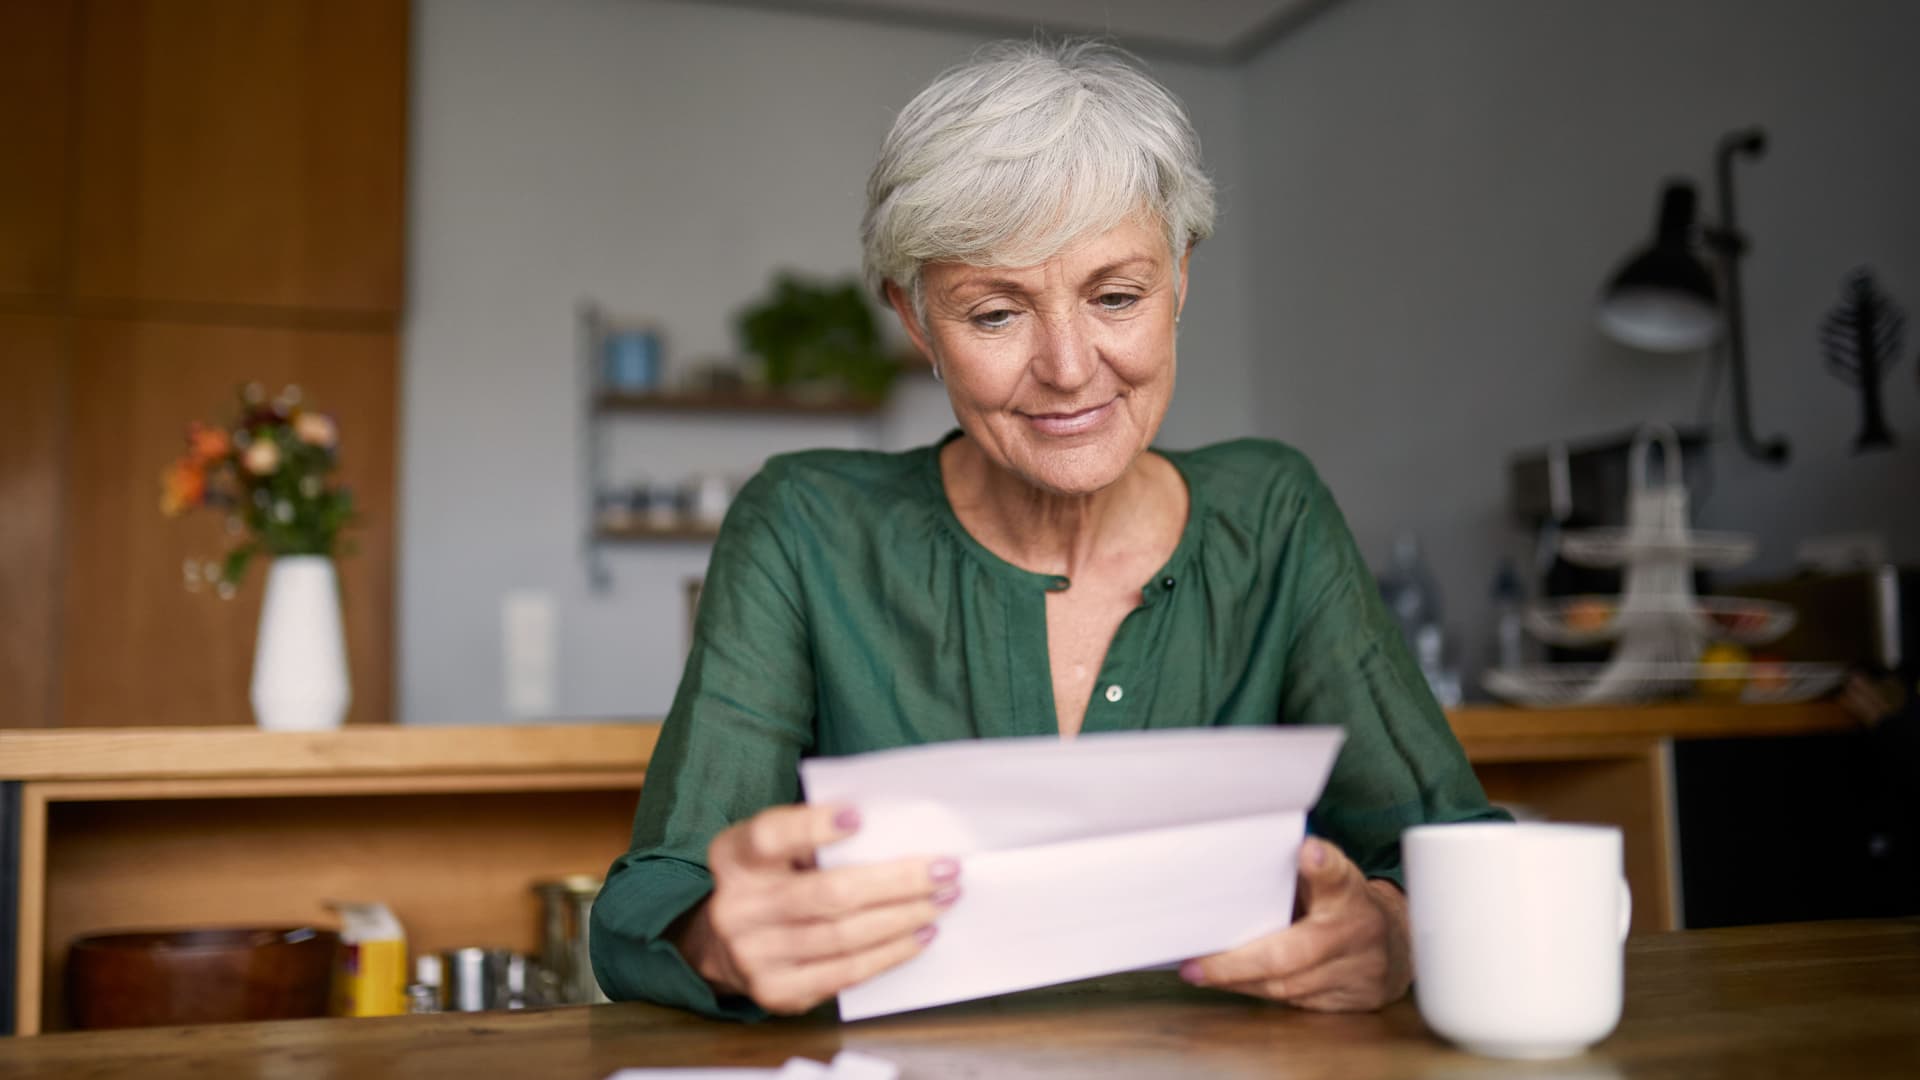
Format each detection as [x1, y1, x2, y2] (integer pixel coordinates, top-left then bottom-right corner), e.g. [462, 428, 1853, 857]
[756, 889, 957, 964]
[715, 803, 861, 871]
[1181, 918, 1343, 987]
[748, 921, 939, 1015]
[1212, 949, 1382, 1006]
[771, 855, 960, 922]
[1294, 836, 1365, 910]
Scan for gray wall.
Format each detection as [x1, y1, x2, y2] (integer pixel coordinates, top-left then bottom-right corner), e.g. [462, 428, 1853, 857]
[1242, 0, 1920, 684]
[401, 0, 1253, 723]
[404, 0, 1919, 724]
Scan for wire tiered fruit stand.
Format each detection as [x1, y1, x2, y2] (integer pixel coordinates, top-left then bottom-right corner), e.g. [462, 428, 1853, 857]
[1485, 426, 1847, 707]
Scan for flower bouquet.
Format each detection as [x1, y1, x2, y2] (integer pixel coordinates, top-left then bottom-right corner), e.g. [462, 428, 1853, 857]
[160, 383, 355, 596]
[159, 383, 357, 731]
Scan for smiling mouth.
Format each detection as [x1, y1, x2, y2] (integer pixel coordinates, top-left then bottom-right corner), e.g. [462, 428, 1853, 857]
[1022, 398, 1118, 436]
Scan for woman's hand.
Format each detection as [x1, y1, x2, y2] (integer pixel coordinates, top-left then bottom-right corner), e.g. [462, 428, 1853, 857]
[671, 804, 960, 1015]
[1179, 835, 1412, 1011]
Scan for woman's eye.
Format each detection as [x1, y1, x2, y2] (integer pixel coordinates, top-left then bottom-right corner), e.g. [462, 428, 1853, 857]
[1097, 292, 1140, 312]
[971, 309, 1016, 329]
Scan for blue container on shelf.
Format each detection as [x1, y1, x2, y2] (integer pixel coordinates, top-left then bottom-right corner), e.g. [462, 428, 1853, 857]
[603, 328, 662, 391]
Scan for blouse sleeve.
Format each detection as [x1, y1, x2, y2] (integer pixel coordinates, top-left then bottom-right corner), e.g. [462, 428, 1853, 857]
[1277, 469, 1509, 889]
[589, 467, 816, 1020]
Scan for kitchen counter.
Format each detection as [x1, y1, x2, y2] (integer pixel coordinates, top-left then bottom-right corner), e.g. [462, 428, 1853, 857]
[1, 703, 1856, 1035]
[0, 722, 661, 785]
[0, 703, 1849, 782]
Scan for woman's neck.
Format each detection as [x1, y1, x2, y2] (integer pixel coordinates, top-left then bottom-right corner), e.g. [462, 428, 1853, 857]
[940, 435, 1179, 582]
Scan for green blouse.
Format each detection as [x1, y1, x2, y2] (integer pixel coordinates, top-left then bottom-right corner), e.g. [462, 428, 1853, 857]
[590, 434, 1504, 1019]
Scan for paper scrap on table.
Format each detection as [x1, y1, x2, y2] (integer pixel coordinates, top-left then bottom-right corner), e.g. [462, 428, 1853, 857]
[799, 726, 1347, 1020]
[605, 1049, 897, 1080]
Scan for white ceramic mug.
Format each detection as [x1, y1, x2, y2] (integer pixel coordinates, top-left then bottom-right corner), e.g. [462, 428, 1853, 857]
[1403, 822, 1632, 1059]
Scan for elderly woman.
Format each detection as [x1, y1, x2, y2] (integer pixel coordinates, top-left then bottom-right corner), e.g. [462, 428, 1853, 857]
[591, 40, 1504, 1020]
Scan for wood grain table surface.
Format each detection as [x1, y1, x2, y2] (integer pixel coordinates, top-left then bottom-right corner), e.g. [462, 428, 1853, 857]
[2, 919, 1914, 1079]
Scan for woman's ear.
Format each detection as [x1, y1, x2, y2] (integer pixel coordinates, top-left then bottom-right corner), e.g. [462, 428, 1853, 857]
[1176, 243, 1194, 323]
[884, 280, 937, 372]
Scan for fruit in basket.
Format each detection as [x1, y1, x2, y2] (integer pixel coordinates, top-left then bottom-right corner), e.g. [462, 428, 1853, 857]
[1697, 643, 1750, 699]
[1563, 598, 1615, 632]
[1748, 654, 1791, 698]
[1709, 604, 1772, 636]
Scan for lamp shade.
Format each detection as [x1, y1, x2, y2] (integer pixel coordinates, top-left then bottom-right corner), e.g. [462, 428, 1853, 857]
[1597, 181, 1720, 352]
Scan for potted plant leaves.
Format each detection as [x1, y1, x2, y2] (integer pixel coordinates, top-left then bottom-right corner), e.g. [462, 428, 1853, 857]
[735, 273, 900, 404]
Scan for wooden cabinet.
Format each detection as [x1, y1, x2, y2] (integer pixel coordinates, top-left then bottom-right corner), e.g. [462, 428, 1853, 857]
[2, 723, 658, 1034]
[0, 2, 76, 300]
[0, 316, 67, 729]
[68, 0, 408, 316]
[0, 0, 407, 728]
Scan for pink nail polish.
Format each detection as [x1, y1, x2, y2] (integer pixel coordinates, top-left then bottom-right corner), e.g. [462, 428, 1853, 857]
[932, 884, 961, 907]
[1179, 961, 1205, 985]
[914, 925, 938, 946]
[928, 857, 961, 883]
[1306, 838, 1327, 869]
[833, 808, 861, 832]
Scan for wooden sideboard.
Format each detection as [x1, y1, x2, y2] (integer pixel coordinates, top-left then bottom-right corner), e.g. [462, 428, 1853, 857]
[0, 704, 1856, 1035]
[0, 724, 657, 1035]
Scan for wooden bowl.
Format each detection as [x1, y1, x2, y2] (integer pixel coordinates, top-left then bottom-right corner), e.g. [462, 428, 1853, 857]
[66, 927, 339, 1030]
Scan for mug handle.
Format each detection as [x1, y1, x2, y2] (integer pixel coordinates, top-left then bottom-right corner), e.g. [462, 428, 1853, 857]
[1617, 877, 1634, 942]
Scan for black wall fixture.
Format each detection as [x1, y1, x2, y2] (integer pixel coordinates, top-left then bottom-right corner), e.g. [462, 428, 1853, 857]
[1819, 268, 1904, 452]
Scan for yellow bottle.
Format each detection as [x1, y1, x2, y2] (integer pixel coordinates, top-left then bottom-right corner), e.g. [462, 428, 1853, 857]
[327, 901, 409, 1017]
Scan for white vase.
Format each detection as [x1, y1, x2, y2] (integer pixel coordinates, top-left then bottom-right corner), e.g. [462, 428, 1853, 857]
[250, 555, 352, 732]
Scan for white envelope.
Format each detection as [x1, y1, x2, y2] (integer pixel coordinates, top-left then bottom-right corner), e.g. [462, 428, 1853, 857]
[605, 1049, 897, 1079]
[799, 726, 1347, 1020]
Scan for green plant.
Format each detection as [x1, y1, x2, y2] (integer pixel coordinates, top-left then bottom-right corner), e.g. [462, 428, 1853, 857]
[736, 273, 899, 401]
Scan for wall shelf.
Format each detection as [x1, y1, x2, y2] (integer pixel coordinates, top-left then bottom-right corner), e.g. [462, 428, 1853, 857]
[594, 522, 722, 543]
[579, 300, 911, 590]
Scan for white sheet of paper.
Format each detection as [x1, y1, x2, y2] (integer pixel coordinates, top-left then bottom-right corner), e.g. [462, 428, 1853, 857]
[605, 1072, 772, 1080]
[605, 1050, 897, 1080]
[799, 726, 1347, 1020]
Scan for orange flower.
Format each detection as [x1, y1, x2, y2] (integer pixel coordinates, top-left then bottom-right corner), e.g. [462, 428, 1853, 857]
[186, 421, 231, 465]
[160, 460, 206, 516]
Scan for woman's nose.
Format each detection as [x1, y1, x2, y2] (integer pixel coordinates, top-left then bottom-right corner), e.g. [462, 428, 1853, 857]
[1030, 312, 1099, 391]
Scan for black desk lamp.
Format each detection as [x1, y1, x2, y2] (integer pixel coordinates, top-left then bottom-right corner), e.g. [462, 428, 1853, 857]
[1597, 128, 1790, 466]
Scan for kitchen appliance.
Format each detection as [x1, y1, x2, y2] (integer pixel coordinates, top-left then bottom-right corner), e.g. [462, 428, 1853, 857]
[1509, 426, 1715, 658]
[1509, 427, 1714, 532]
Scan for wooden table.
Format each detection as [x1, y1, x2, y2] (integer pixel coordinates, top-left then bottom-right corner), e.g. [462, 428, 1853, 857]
[0, 920, 1912, 1078]
[0, 705, 1856, 1035]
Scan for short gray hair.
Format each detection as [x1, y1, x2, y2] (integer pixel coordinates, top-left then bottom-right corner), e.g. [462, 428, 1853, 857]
[861, 39, 1216, 309]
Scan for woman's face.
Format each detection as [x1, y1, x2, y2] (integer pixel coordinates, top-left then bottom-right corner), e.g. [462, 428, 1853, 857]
[890, 214, 1190, 497]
